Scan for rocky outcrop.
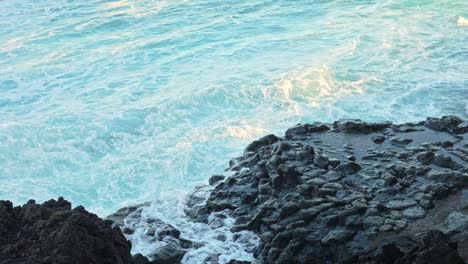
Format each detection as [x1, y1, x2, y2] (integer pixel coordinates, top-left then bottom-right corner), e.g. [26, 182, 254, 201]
[1, 116, 467, 264]
[184, 116, 468, 263]
[0, 197, 132, 264]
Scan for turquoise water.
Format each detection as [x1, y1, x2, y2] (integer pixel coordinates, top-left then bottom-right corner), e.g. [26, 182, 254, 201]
[0, 0, 467, 215]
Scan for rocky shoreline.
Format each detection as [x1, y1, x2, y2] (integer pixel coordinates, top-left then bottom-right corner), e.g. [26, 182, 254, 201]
[1, 116, 467, 264]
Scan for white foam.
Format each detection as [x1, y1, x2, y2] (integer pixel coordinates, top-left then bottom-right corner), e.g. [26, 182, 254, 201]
[458, 16, 468, 26]
[273, 65, 380, 114]
[122, 186, 260, 264]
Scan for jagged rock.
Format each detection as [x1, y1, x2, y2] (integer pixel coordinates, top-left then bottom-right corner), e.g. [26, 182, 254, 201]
[185, 116, 467, 264]
[0, 198, 132, 264]
[4, 117, 467, 264]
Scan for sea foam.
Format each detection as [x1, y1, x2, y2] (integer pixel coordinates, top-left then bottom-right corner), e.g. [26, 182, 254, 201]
[121, 185, 260, 264]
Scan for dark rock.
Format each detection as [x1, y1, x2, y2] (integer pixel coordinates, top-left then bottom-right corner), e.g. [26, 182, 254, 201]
[424, 116, 463, 133]
[106, 204, 144, 227]
[245, 134, 279, 153]
[280, 202, 300, 217]
[313, 153, 330, 169]
[416, 151, 434, 165]
[157, 224, 181, 240]
[371, 135, 386, 144]
[285, 123, 330, 138]
[227, 260, 251, 264]
[277, 164, 300, 184]
[386, 199, 418, 210]
[402, 206, 426, 220]
[454, 121, 468, 134]
[321, 229, 355, 244]
[209, 175, 225, 186]
[390, 137, 413, 146]
[333, 119, 391, 133]
[0, 198, 132, 264]
[446, 212, 468, 233]
[351, 230, 465, 264]
[169, 117, 468, 264]
[149, 244, 186, 264]
[328, 158, 341, 168]
[336, 162, 361, 175]
[384, 174, 398, 185]
[132, 254, 150, 264]
[433, 154, 452, 168]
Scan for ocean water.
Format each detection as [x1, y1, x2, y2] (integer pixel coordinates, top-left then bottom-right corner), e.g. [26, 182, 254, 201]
[0, 0, 467, 261]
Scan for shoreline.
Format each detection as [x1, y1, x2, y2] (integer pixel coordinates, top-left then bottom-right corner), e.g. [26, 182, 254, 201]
[1, 116, 467, 264]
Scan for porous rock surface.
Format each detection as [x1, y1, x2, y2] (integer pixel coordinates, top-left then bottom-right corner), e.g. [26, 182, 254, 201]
[185, 116, 468, 263]
[0, 197, 132, 264]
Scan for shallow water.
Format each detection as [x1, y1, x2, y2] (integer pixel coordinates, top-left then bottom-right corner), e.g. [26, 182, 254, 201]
[0, 0, 467, 217]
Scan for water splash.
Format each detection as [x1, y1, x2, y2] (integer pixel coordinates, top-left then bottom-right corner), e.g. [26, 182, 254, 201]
[122, 186, 260, 264]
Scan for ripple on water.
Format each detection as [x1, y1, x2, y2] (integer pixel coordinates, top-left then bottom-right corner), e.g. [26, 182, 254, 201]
[0, 0, 466, 220]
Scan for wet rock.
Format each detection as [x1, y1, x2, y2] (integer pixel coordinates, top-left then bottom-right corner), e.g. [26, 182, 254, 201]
[336, 162, 361, 175]
[227, 260, 252, 264]
[333, 119, 391, 134]
[424, 116, 463, 133]
[280, 202, 301, 217]
[363, 216, 385, 229]
[428, 172, 468, 189]
[106, 204, 145, 227]
[371, 135, 386, 144]
[433, 154, 452, 168]
[384, 174, 398, 185]
[387, 199, 418, 210]
[132, 254, 150, 264]
[390, 137, 413, 146]
[403, 206, 426, 220]
[416, 151, 434, 165]
[351, 230, 464, 264]
[164, 117, 468, 263]
[446, 212, 468, 233]
[149, 244, 186, 264]
[209, 175, 225, 186]
[334, 119, 365, 133]
[321, 229, 355, 245]
[328, 158, 341, 168]
[245, 134, 279, 153]
[285, 123, 330, 138]
[454, 121, 468, 134]
[313, 153, 330, 169]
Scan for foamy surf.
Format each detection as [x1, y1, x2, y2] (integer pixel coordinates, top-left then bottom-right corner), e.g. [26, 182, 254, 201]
[119, 185, 260, 264]
[458, 16, 468, 26]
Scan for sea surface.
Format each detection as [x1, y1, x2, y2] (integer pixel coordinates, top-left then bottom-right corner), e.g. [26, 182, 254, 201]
[0, 0, 467, 261]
